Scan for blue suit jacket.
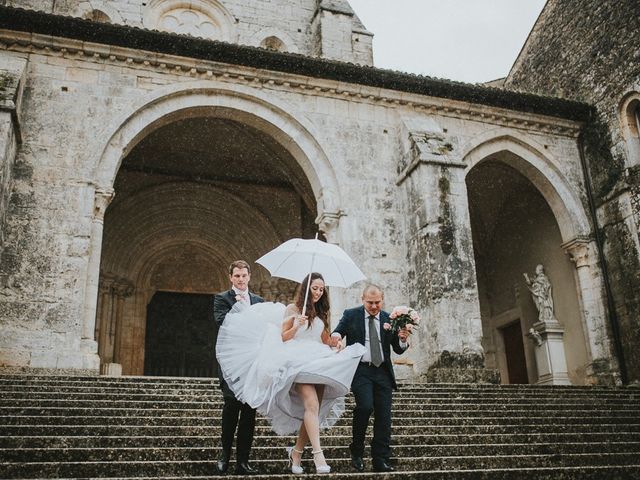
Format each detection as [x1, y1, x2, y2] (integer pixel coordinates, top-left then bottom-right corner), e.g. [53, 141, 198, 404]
[333, 305, 406, 389]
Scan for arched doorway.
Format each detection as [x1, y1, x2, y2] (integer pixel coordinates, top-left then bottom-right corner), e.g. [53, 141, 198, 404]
[95, 112, 320, 376]
[466, 151, 589, 385]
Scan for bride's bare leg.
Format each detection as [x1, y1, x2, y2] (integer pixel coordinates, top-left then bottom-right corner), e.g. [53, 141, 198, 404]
[295, 383, 328, 468]
[292, 422, 308, 465]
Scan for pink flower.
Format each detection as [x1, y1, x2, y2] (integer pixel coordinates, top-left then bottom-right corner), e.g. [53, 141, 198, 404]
[383, 322, 392, 331]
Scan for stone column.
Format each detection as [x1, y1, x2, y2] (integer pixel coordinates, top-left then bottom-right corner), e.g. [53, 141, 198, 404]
[397, 128, 496, 382]
[80, 188, 114, 370]
[316, 188, 348, 327]
[563, 237, 617, 384]
[101, 280, 133, 376]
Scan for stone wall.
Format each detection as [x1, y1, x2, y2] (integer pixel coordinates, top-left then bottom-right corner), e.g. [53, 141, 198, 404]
[5, 0, 373, 64]
[504, 0, 640, 383]
[0, 9, 616, 384]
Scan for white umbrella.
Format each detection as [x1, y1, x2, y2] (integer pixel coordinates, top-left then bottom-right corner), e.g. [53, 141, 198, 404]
[256, 236, 366, 315]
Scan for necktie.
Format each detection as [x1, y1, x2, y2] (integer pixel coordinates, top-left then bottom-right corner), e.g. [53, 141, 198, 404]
[368, 315, 383, 367]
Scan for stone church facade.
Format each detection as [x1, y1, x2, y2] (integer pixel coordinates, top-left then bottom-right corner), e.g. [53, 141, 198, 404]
[0, 0, 637, 386]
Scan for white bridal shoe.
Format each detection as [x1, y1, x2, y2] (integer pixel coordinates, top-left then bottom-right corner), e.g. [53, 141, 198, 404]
[286, 446, 304, 474]
[312, 449, 331, 474]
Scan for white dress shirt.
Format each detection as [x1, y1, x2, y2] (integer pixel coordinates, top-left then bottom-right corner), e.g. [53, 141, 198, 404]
[232, 287, 250, 305]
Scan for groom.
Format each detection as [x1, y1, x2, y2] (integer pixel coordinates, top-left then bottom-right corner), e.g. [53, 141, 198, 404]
[214, 260, 264, 475]
[331, 285, 409, 473]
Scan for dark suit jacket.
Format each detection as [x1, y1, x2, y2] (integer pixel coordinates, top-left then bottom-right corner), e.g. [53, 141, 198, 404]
[333, 305, 406, 389]
[213, 289, 264, 327]
[213, 290, 264, 391]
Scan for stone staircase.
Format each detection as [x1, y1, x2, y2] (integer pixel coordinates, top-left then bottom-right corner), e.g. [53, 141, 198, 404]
[1, 374, 640, 479]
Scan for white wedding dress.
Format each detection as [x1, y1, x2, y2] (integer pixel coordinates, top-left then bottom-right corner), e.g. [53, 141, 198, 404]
[216, 302, 366, 435]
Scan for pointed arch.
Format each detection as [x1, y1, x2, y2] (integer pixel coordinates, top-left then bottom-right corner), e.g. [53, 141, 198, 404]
[462, 130, 591, 242]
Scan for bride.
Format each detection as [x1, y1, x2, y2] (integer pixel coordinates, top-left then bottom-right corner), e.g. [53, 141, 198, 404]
[216, 272, 366, 474]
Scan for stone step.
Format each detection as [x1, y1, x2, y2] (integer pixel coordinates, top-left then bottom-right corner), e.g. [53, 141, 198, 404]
[4, 432, 640, 449]
[1, 377, 637, 395]
[71, 465, 640, 480]
[5, 409, 640, 426]
[4, 398, 639, 412]
[4, 411, 640, 427]
[4, 440, 640, 463]
[3, 452, 640, 478]
[3, 405, 639, 419]
[0, 379, 636, 393]
[2, 423, 637, 437]
[2, 389, 638, 405]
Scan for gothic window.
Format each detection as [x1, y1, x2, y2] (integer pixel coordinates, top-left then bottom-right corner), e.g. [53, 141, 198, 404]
[261, 36, 286, 52]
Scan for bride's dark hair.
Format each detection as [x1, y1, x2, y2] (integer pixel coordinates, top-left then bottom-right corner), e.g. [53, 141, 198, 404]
[295, 272, 330, 334]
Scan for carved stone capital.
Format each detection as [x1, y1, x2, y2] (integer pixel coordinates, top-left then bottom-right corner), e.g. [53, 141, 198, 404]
[93, 188, 115, 222]
[316, 210, 342, 238]
[562, 237, 591, 268]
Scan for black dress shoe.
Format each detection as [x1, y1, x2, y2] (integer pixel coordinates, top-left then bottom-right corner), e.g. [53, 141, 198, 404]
[372, 459, 395, 472]
[350, 454, 365, 472]
[235, 461, 259, 475]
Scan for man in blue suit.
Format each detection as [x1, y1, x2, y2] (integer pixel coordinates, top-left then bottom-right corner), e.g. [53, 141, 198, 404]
[331, 285, 409, 473]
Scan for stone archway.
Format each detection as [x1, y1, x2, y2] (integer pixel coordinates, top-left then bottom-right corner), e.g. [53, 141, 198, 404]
[87, 86, 341, 375]
[463, 134, 611, 385]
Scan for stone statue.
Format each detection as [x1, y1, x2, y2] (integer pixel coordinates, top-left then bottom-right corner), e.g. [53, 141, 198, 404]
[523, 264, 555, 322]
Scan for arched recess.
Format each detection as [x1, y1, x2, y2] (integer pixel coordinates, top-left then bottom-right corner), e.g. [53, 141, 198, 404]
[89, 84, 341, 376]
[619, 92, 640, 168]
[463, 133, 597, 385]
[74, 1, 124, 23]
[248, 27, 300, 54]
[462, 131, 591, 242]
[97, 182, 283, 374]
[93, 84, 341, 217]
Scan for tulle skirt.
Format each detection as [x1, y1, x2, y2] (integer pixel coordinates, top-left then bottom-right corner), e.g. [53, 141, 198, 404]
[216, 302, 366, 435]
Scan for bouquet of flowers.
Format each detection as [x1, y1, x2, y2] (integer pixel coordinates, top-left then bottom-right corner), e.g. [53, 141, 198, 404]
[386, 306, 420, 335]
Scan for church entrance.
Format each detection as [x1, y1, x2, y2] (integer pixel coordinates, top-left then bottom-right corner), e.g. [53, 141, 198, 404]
[466, 153, 588, 385]
[96, 108, 318, 376]
[144, 291, 215, 377]
[500, 320, 528, 384]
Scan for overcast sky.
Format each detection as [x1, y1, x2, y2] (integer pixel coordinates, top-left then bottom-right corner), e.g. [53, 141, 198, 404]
[348, 0, 547, 84]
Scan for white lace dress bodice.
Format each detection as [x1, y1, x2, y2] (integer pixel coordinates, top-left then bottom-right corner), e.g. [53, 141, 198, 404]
[216, 302, 365, 435]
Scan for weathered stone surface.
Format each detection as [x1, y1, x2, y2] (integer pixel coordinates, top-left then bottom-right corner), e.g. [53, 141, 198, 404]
[0, 1, 631, 389]
[504, 0, 640, 383]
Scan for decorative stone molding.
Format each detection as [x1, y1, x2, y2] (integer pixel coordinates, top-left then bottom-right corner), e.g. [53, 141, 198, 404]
[562, 237, 591, 268]
[93, 188, 115, 222]
[397, 131, 465, 185]
[0, 31, 583, 139]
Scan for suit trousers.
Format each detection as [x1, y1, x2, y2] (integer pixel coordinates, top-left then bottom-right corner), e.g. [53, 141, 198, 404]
[220, 377, 256, 462]
[350, 363, 393, 461]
